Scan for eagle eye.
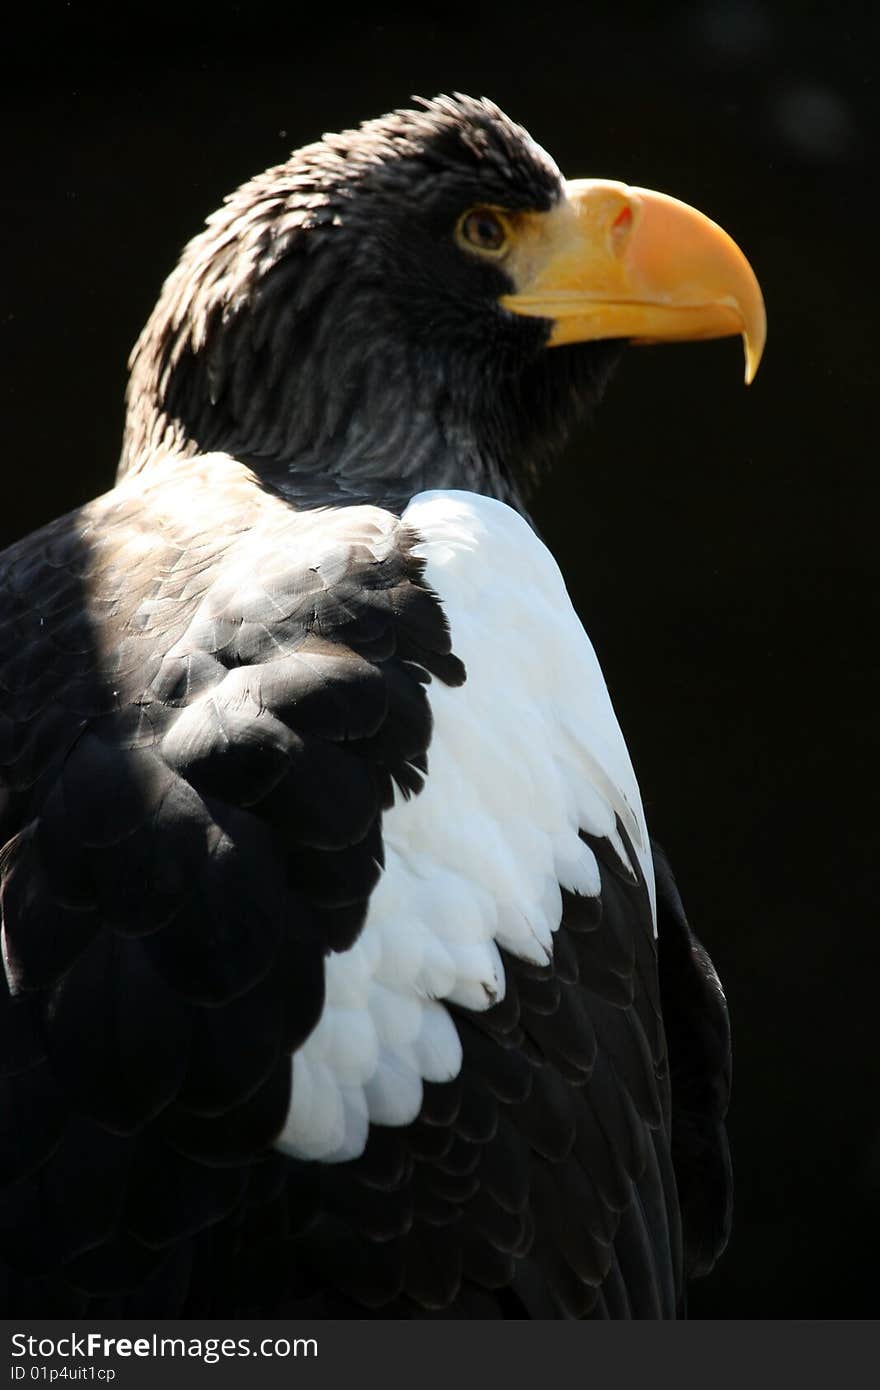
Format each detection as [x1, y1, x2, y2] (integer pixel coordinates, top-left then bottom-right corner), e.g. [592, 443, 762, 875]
[457, 207, 509, 256]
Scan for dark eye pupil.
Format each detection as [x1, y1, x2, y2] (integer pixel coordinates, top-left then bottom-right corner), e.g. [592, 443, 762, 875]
[463, 210, 504, 250]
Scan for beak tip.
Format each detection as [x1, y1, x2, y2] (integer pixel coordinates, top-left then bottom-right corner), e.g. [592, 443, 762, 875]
[743, 323, 766, 386]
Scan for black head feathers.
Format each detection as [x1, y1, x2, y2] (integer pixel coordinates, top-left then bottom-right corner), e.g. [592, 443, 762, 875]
[120, 94, 620, 509]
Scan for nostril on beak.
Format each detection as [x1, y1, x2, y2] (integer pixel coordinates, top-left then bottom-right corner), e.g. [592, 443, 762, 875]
[609, 205, 633, 256]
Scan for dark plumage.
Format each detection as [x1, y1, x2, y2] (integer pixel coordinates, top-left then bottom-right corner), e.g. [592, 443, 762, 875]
[120, 95, 620, 509]
[0, 94, 737, 1318]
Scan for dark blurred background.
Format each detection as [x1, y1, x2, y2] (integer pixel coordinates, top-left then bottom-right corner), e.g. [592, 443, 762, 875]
[3, 1, 878, 1317]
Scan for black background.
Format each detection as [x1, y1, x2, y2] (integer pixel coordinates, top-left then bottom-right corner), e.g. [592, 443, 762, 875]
[3, 1, 878, 1317]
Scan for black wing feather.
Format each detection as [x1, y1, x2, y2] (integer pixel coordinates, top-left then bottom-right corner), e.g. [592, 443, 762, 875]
[654, 840, 733, 1279]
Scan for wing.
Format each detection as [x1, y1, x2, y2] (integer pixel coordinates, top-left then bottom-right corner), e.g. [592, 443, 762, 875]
[242, 491, 683, 1319]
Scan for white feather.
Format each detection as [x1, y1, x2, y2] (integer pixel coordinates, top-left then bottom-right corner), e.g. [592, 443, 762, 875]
[277, 490, 653, 1162]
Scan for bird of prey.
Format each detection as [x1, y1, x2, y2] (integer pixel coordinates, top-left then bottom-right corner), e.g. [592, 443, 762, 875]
[0, 95, 764, 1318]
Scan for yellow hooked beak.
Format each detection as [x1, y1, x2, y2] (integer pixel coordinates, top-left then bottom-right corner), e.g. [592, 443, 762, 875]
[498, 179, 766, 383]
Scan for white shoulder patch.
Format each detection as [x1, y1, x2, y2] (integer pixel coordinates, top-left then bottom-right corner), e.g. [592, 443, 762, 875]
[277, 490, 654, 1163]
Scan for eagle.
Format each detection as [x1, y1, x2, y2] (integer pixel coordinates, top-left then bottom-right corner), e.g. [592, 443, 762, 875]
[0, 95, 764, 1318]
